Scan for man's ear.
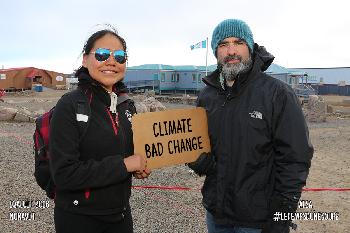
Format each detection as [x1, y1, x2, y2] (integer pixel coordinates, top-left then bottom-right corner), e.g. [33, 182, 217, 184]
[82, 54, 88, 68]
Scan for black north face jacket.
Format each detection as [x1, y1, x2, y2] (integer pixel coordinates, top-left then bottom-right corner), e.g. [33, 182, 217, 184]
[197, 44, 313, 228]
[50, 71, 136, 219]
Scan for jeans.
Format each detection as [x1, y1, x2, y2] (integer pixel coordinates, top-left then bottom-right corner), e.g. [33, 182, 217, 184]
[206, 211, 262, 233]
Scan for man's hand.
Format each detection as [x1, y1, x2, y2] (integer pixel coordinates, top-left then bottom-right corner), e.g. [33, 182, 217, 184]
[262, 194, 299, 233]
[187, 152, 215, 176]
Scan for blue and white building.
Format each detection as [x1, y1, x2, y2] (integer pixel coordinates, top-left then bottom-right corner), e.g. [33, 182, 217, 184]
[125, 64, 216, 94]
[124, 64, 350, 96]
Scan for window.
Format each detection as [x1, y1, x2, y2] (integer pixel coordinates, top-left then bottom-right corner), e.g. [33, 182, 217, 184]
[0, 73, 6, 80]
[33, 76, 42, 83]
[171, 74, 176, 82]
[319, 77, 324, 85]
[198, 74, 201, 83]
[153, 74, 159, 80]
[176, 73, 180, 82]
[192, 74, 196, 83]
[161, 73, 165, 82]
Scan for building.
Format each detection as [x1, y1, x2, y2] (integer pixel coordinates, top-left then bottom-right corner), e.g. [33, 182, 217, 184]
[125, 64, 215, 94]
[125, 63, 296, 94]
[125, 64, 350, 96]
[266, 63, 300, 88]
[290, 67, 350, 96]
[0, 67, 67, 91]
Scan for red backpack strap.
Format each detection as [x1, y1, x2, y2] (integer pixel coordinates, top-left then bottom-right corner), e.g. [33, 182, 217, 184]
[39, 108, 54, 147]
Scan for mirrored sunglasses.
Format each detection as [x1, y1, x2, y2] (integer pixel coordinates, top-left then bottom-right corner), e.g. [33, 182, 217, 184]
[91, 48, 127, 64]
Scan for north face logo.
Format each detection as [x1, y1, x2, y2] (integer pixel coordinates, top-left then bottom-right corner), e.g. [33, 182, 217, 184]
[125, 110, 132, 123]
[249, 111, 263, 120]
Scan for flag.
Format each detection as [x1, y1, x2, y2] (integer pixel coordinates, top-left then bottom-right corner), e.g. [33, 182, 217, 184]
[190, 39, 206, 50]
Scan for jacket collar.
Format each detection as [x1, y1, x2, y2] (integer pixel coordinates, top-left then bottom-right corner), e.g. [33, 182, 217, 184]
[77, 69, 128, 106]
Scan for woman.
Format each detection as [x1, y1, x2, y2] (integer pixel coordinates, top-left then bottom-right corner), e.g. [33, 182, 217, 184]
[49, 27, 150, 233]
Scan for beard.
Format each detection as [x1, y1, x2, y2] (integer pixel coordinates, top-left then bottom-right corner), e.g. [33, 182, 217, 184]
[219, 55, 252, 81]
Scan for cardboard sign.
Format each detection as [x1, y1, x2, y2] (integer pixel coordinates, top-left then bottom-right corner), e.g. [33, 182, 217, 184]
[132, 107, 211, 169]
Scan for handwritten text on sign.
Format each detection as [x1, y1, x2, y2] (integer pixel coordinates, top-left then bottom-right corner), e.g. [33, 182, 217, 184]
[132, 108, 211, 169]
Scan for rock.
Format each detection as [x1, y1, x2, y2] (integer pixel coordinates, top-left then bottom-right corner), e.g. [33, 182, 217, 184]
[0, 107, 17, 121]
[143, 97, 166, 112]
[132, 95, 148, 102]
[145, 90, 156, 96]
[327, 105, 334, 113]
[132, 95, 167, 113]
[305, 95, 326, 122]
[149, 102, 166, 112]
[14, 108, 33, 122]
[134, 102, 148, 113]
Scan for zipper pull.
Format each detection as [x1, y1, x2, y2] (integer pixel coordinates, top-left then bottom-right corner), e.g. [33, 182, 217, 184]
[221, 93, 231, 107]
[109, 92, 118, 113]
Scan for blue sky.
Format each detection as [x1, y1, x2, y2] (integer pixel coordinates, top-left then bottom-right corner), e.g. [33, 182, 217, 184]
[0, 0, 349, 73]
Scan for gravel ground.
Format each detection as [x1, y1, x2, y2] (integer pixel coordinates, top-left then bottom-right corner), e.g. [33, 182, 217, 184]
[0, 120, 206, 233]
[0, 91, 349, 233]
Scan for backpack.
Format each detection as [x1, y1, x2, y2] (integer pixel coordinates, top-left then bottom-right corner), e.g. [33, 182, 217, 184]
[33, 88, 133, 199]
[33, 88, 92, 199]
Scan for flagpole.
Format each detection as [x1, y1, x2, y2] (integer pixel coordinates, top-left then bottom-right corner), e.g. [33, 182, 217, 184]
[205, 37, 208, 76]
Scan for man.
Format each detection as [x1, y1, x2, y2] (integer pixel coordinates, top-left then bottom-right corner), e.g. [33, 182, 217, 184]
[189, 19, 313, 233]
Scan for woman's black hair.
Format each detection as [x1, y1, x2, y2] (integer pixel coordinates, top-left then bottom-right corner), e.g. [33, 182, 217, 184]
[75, 26, 127, 77]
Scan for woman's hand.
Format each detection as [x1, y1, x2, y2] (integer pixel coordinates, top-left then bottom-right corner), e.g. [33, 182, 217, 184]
[123, 154, 147, 173]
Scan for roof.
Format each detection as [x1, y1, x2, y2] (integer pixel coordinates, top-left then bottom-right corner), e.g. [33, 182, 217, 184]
[128, 64, 218, 72]
[127, 64, 174, 70]
[290, 67, 350, 69]
[127, 63, 293, 75]
[197, 65, 217, 72]
[26, 68, 40, 78]
[0, 67, 35, 72]
[265, 63, 290, 74]
[288, 69, 307, 76]
[0, 67, 67, 75]
[173, 65, 199, 71]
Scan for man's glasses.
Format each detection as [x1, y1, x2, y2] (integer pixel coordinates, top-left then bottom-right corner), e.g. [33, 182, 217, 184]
[90, 48, 127, 64]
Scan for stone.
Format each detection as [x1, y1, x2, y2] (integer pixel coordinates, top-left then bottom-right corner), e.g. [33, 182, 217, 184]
[0, 107, 17, 121]
[14, 108, 33, 122]
[305, 95, 326, 122]
[134, 102, 148, 113]
[143, 97, 166, 112]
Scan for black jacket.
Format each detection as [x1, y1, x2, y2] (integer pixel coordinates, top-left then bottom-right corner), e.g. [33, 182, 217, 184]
[197, 44, 313, 228]
[49, 71, 136, 218]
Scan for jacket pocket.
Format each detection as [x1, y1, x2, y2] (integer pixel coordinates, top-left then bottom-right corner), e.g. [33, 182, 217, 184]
[247, 117, 272, 165]
[247, 116, 269, 137]
[250, 189, 269, 221]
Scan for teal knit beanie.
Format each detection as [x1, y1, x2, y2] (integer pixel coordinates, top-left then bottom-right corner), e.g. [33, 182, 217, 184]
[211, 19, 254, 57]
